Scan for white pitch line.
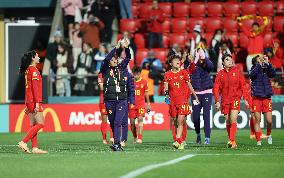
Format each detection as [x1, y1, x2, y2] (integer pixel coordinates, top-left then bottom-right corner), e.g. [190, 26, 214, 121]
[119, 154, 196, 178]
[0, 145, 18, 147]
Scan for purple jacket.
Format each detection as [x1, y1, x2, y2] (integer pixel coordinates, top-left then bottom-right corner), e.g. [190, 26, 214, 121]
[250, 63, 276, 98]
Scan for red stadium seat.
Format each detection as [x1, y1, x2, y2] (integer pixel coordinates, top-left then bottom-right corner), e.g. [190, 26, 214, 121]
[139, 3, 152, 18]
[162, 34, 170, 48]
[274, 16, 284, 32]
[190, 2, 206, 17]
[258, 1, 274, 17]
[275, 1, 284, 15]
[186, 33, 194, 42]
[135, 49, 148, 66]
[223, 18, 238, 32]
[173, 2, 190, 17]
[120, 19, 137, 33]
[263, 33, 273, 47]
[132, 4, 139, 18]
[134, 33, 146, 49]
[207, 2, 223, 17]
[204, 33, 214, 48]
[241, 2, 257, 15]
[152, 48, 167, 64]
[161, 18, 171, 33]
[205, 18, 222, 32]
[224, 2, 240, 17]
[159, 2, 172, 18]
[239, 33, 249, 48]
[225, 32, 239, 48]
[188, 17, 204, 32]
[239, 18, 254, 32]
[171, 18, 188, 33]
[170, 34, 186, 48]
[142, 0, 152, 2]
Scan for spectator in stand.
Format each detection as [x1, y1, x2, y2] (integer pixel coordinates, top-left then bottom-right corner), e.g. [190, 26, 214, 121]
[237, 15, 269, 72]
[141, 62, 155, 103]
[80, 13, 105, 53]
[61, 0, 83, 41]
[147, 0, 165, 49]
[190, 24, 202, 55]
[94, 43, 108, 73]
[71, 22, 83, 70]
[46, 30, 64, 73]
[74, 42, 94, 95]
[141, 51, 163, 85]
[99, 0, 118, 44]
[168, 43, 182, 57]
[119, 0, 132, 19]
[264, 41, 283, 73]
[56, 43, 74, 97]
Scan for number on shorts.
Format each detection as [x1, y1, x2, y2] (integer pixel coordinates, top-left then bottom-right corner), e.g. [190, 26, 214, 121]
[181, 104, 189, 111]
[139, 108, 144, 114]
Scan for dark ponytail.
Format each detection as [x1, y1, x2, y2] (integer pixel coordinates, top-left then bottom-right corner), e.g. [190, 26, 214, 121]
[19, 50, 36, 74]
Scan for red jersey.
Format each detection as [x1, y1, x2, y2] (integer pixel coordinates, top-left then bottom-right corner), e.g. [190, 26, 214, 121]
[213, 66, 249, 105]
[25, 65, 42, 103]
[98, 73, 104, 104]
[164, 69, 190, 105]
[134, 78, 148, 108]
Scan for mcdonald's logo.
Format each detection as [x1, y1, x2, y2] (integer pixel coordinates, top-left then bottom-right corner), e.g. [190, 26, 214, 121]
[15, 108, 62, 132]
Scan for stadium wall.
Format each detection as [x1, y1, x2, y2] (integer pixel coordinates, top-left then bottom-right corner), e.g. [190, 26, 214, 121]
[1, 103, 283, 133]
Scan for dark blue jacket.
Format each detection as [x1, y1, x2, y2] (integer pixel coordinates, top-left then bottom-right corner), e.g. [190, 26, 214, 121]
[100, 47, 135, 104]
[249, 63, 276, 98]
[190, 58, 214, 91]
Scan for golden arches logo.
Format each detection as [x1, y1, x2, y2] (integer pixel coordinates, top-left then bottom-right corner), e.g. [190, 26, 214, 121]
[15, 108, 62, 132]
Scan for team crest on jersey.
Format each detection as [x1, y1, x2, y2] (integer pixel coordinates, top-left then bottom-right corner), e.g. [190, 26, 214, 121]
[233, 73, 236, 76]
[33, 72, 38, 76]
[110, 70, 113, 76]
[180, 76, 183, 80]
[108, 110, 112, 114]
[124, 77, 128, 81]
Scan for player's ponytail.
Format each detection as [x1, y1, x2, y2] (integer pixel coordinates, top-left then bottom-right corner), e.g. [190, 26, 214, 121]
[19, 50, 36, 74]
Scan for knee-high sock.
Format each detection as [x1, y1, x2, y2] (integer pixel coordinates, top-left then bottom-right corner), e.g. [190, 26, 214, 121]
[31, 133, 38, 148]
[229, 123, 237, 142]
[101, 122, 107, 140]
[22, 124, 44, 143]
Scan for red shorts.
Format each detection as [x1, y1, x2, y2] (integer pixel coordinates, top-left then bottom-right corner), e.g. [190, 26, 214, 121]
[169, 103, 191, 118]
[99, 103, 108, 115]
[25, 103, 44, 114]
[221, 100, 240, 115]
[251, 97, 272, 113]
[129, 107, 145, 119]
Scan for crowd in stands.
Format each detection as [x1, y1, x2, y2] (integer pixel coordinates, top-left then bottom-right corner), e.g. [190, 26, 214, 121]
[38, 0, 284, 97]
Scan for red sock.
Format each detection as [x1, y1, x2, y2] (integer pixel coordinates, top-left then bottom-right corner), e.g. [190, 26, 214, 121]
[255, 132, 261, 142]
[267, 128, 271, 136]
[138, 134, 142, 140]
[229, 123, 237, 142]
[182, 124, 187, 141]
[22, 124, 44, 143]
[171, 125, 176, 141]
[226, 124, 231, 139]
[101, 122, 107, 140]
[250, 118, 255, 135]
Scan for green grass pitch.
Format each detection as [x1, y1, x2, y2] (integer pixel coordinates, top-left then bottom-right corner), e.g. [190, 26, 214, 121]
[0, 130, 283, 178]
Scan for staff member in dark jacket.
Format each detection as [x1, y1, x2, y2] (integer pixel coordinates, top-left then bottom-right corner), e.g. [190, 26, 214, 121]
[100, 39, 135, 151]
[250, 54, 276, 146]
[190, 48, 214, 145]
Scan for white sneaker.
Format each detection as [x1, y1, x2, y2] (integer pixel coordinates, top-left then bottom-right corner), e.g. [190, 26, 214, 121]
[32, 147, 48, 154]
[267, 135, 272, 145]
[257, 141, 262, 146]
[18, 141, 31, 153]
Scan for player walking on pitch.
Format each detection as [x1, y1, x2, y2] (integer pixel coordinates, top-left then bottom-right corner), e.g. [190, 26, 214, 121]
[129, 66, 151, 144]
[18, 50, 48, 154]
[164, 55, 199, 150]
[249, 55, 276, 146]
